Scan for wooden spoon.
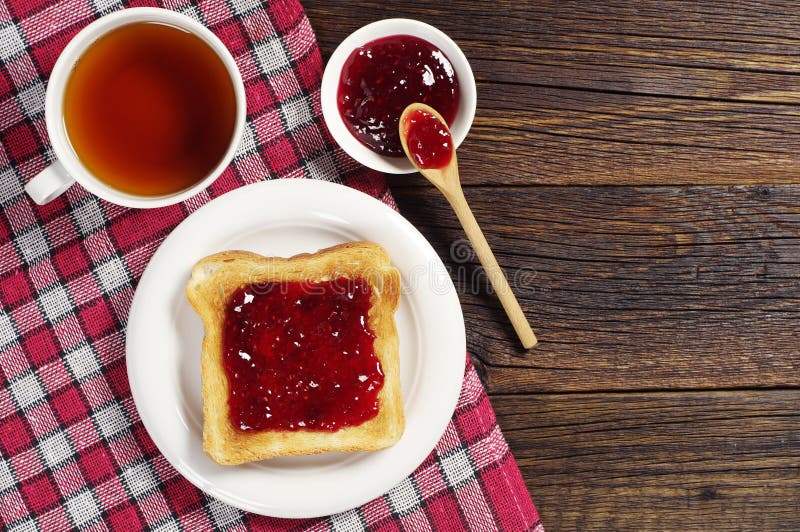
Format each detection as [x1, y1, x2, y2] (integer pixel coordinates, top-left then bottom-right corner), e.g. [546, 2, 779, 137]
[399, 103, 537, 349]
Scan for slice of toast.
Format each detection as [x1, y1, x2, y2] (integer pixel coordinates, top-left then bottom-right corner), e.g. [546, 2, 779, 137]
[186, 242, 403, 465]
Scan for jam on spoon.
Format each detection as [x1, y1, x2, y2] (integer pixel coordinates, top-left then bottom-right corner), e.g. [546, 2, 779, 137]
[337, 34, 460, 156]
[402, 108, 454, 169]
[222, 277, 384, 432]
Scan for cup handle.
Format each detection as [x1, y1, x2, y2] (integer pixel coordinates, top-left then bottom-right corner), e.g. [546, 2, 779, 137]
[25, 161, 75, 205]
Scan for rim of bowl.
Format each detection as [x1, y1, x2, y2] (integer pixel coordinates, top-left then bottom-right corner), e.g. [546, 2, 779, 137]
[321, 19, 477, 175]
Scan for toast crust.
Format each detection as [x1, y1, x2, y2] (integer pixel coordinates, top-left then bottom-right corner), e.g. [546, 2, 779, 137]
[186, 242, 403, 465]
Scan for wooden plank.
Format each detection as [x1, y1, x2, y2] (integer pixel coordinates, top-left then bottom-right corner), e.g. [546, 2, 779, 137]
[494, 390, 800, 530]
[458, 84, 800, 186]
[306, 1, 800, 185]
[391, 185, 800, 392]
[306, 0, 800, 99]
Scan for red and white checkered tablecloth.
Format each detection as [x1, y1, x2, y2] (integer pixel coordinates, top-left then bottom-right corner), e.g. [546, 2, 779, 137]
[0, 0, 543, 529]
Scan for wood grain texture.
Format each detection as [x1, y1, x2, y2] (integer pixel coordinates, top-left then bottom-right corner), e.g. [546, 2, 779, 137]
[391, 185, 800, 392]
[305, 1, 800, 527]
[309, 0, 800, 99]
[495, 390, 800, 531]
[306, 1, 800, 185]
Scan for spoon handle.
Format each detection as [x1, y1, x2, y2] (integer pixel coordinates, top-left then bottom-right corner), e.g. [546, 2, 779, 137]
[445, 187, 538, 349]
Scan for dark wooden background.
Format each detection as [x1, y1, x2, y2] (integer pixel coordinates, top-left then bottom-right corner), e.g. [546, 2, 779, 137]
[305, 2, 800, 529]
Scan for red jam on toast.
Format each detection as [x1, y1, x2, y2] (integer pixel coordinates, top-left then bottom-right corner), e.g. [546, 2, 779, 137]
[222, 277, 384, 432]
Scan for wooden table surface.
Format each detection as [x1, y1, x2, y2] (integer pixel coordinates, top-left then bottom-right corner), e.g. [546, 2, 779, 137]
[305, 2, 800, 529]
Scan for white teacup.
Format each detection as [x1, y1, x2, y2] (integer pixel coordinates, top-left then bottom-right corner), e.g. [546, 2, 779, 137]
[25, 7, 246, 209]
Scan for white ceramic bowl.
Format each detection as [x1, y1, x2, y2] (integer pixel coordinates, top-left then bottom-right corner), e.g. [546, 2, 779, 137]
[321, 19, 476, 174]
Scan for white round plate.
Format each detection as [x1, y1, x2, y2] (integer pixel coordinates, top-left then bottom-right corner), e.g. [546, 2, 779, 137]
[126, 179, 465, 518]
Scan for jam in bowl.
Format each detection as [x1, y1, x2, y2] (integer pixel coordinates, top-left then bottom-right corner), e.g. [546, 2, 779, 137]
[338, 35, 460, 158]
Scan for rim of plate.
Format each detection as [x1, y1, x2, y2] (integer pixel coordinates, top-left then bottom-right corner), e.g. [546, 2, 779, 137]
[126, 178, 466, 518]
